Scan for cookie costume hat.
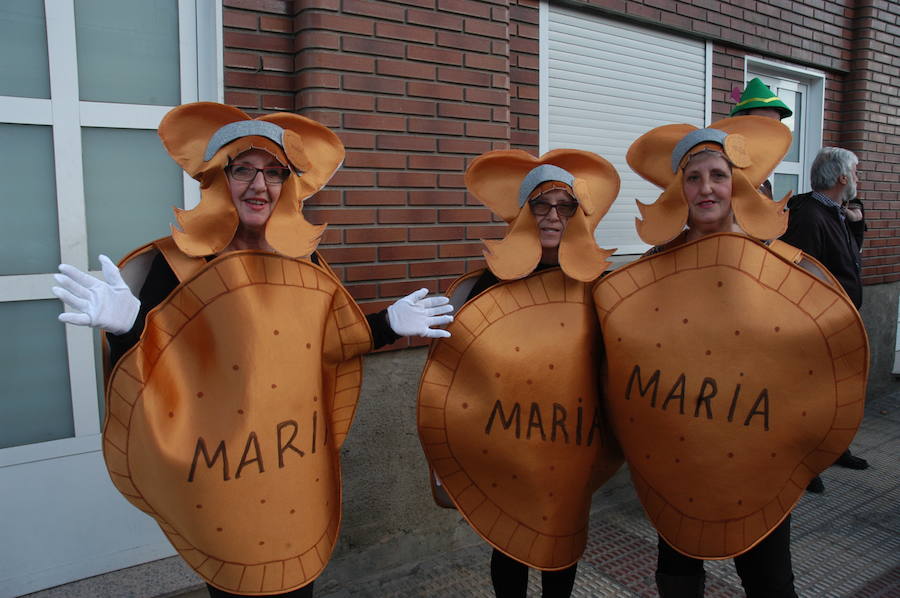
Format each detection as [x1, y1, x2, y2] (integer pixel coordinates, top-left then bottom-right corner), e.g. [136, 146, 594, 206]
[626, 115, 792, 246]
[730, 77, 792, 118]
[158, 102, 345, 258]
[466, 149, 620, 282]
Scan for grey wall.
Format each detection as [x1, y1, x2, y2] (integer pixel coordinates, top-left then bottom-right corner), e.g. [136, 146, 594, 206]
[325, 347, 481, 589]
[859, 280, 900, 397]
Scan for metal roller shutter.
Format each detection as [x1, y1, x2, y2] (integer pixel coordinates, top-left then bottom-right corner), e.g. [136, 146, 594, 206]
[543, 4, 709, 254]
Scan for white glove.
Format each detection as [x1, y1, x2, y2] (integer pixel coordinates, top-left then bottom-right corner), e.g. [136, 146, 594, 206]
[387, 288, 454, 339]
[52, 255, 140, 335]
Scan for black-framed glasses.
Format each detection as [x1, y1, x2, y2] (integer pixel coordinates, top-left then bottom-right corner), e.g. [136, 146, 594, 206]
[528, 199, 578, 218]
[225, 163, 291, 184]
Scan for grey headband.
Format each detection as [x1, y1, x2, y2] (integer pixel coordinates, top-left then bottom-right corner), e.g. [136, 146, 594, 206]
[671, 128, 727, 172]
[518, 164, 576, 206]
[204, 120, 286, 162]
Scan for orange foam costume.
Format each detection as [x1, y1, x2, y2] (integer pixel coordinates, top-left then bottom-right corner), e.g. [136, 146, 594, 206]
[592, 116, 869, 559]
[102, 103, 373, 594]
[417, 149, 624, 570]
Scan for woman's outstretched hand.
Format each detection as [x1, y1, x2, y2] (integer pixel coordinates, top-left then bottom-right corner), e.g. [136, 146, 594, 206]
[52, 255, 140, 335]
[387, 288, 454, 338]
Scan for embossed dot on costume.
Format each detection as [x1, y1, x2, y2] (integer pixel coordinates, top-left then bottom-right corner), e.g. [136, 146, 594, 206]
[656, 343, 662, 348]
[679, 436, 685, 442]
[809, 370, 813, 375]
[271, 384, 277, 389]
[542, 516, 548, 521]
[512, 474, 518, 479]
[549, 364, 555, 370]
[238, 409, 244, 415]
[196, 391, 204, 398]
[717, 281, 723, 287]
[273, 330, 279, 335]
[735, 330, 741, 336]
[775, 326, 781, 332]
[771, 452, 776, 458]
[260, 499, 266, 504]
[738, 499, 743, 505]
[259, 541, 265, 546]
[232, 364, 239, 370]
[313, 395, 318, 402]
[306, 343, 311, 349]
[560, 322, 565, 327]
[168, 411, 174, 418]
[688, 497, 693, 502]
[514, 346, 520, 352]
[526, 380, 532, 385]
[705, 350, 711, 355]
[682, 318, 688, 324]
[728, 452, 734, 458]
[217, 527, 223, 532]
[482, 449, 488, 455]
[802, 411, 807, 417]
[675, 458, 680, 463]
[290, 509, 295, 514]
[196, 504, 202, 509]
[462, 402, 468, 409]
[495, 372, 501, 378]
[492, 482, 498, 488]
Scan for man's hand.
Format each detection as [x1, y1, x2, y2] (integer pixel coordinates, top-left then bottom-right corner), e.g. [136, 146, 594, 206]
[52, 255, 140, 335]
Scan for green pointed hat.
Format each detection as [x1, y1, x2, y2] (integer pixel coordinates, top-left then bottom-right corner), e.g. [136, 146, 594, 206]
[730, 77, 792, 118]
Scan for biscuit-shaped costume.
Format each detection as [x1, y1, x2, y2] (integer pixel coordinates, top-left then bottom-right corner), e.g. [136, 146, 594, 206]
[418, 150, 624, 570]
[592, 116, 869, 559]
[101, 103, 375, 595]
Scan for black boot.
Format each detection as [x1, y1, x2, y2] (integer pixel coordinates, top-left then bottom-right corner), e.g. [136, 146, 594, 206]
[834, 449, 868, 469]
[655, 571, 705, 597]
[806, 475, 825, 493]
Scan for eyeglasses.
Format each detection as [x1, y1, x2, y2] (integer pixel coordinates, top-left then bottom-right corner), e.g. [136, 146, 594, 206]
[528, 199, 578, 218]
[225, 163, 291, 184]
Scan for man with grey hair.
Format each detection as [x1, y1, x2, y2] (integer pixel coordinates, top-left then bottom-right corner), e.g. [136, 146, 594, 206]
[781, 147, 869, 488]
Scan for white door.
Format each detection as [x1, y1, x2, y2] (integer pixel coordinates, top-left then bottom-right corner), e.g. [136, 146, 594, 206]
[744, 60, 826, 200]
[0, 1, 220, 595]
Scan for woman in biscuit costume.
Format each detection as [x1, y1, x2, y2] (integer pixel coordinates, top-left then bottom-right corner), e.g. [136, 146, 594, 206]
[592, 116, 868, 596]
[51, 102, 452, 597]
[418, 149, 624, 597]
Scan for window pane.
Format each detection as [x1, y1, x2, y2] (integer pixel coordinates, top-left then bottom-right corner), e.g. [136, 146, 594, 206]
[774, 173, 799, 202]
[0, 1, 50, 99]
[0, 300, 74, 449]
[75, 0, 180, 105]
[0, 124, 60, 275]
[82, 128, 183, 269]
[779, 89, 802, 163]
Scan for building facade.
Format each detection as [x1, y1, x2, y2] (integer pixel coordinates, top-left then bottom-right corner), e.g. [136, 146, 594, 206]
[1, 0, 896, 595]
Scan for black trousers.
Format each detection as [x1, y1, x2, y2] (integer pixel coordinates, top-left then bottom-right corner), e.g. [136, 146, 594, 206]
[206, 582, 313, 598]
[490, 548, 578, 598]
[656, 514, 797, 598]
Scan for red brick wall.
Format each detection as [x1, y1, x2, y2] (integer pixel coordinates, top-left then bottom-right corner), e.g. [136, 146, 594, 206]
[223, 0, 898, 311]
[223, 0, 536, 349]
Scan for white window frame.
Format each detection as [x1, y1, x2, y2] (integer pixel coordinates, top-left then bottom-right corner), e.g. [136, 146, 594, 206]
[743, 57, 826, 196]
[0, 0, 222, 468]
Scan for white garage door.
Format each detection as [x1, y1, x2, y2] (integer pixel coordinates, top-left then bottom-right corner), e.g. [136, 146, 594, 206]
[542, 3, 710, 254]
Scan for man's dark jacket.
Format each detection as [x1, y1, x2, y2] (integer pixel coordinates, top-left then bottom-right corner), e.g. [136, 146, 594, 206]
[780, 192, 862, 308]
